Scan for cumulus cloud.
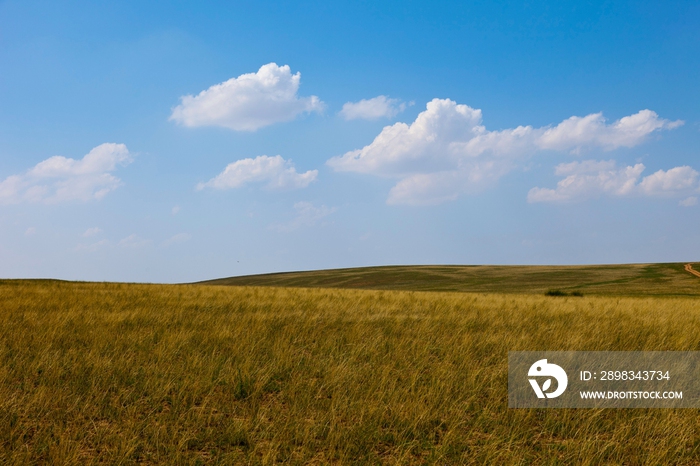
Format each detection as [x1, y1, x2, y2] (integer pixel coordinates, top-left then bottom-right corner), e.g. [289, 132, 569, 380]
[327, 99, 682, 205]
[538, 110, 683, 153]
[271, 201, 336, 232]
[197, 155, 317, 191]
[527, 160, 699, 203]
[340, 96, 407, 120]
[169, 63, 323, 131]
[638, 166, 699, 196]
[0, 143, 132, 205]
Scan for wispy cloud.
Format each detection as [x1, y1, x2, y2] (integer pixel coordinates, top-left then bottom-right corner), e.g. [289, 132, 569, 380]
[74, 239, 110, 253]
[83, 227, 102, 237]
[161, 233, 191, 247]
[680, 196, 698, 207]
[170, 63, 323, 131]
[271, 201, 336, 232]
[340, 95, 408, 120]
[75, 232, 159, 252]
[118, 234, 150, 249]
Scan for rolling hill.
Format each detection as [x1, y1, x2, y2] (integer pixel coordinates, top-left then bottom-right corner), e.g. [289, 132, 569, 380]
[198, 262, 700, 296]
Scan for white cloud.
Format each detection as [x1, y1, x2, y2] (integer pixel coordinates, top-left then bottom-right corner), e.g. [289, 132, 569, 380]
[680, 196, 698, 207]
[25, 227, 36, 236]
[538, 110, 683, 152]
[171, 205, 180, 215]
[83, 227, 102, 237]
[197, 155, 317, 191]
[340, 96, 407, 120]
[74, 239, 110, 253]
[161, 233, 191, 247]
[527, 161, 699, 203]
[169, 63, 323, 131]
[271, 201, 336, 232]
[118, 234, 150, 248]
[554, 159, 619, 175]
[328, 99, 484, 177]
[386, 170, 499, 206]
[638, 166, 699, 196]
[327, 99, 682, 205]
[0, 143, 132, 205]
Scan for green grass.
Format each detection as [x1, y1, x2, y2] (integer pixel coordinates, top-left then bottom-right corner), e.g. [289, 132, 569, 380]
[199, 262, 700, 296]
[1, 279, 700, 464]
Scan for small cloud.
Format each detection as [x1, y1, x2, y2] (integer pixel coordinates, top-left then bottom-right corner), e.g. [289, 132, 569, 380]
[83, 227, 102, 237]
[680, 196, 698, 207]
[25, 227, 36, 236]
[197, 155, 317, 191]
[340, 95, 407, 120]
[161, 232, 191, 247]
[0, 143, 133, 205]
[271, 201, 336, 232]
[74, 239, 110, 252]
[118, 234, 150, 248]
[169, 63, 323, 131]
[171, 205, 180, 215]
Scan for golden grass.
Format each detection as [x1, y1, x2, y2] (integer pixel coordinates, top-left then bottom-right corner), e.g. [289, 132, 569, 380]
[199, 262, 700, 297]
[0, 281, 699, 464]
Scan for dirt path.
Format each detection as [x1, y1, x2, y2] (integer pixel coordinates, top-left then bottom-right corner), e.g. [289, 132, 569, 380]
[684, 263, 700, 278]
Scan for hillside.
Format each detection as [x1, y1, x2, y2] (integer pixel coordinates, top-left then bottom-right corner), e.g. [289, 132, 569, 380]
[199, 262, 700, 296]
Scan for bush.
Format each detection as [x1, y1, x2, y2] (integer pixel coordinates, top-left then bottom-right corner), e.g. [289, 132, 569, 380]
[545, 289, 583, 297]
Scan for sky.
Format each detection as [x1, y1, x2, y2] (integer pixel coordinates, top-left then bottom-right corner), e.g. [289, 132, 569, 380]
[1, 0, 699, 282]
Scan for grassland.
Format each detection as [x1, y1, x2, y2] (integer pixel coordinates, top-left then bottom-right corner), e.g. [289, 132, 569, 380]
[199, 262, 700, 296]
[1, 274, 700, 464]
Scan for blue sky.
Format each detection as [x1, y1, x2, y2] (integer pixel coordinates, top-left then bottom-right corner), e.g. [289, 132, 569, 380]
[1, 0, 699, 282]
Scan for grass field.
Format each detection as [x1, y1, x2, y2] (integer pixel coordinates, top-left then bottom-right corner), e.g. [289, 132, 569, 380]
[1, 267, 700, 464]
[199, 262, 700, 297]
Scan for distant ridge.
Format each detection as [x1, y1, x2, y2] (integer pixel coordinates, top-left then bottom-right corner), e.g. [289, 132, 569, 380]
[197, 263, 700, 296]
